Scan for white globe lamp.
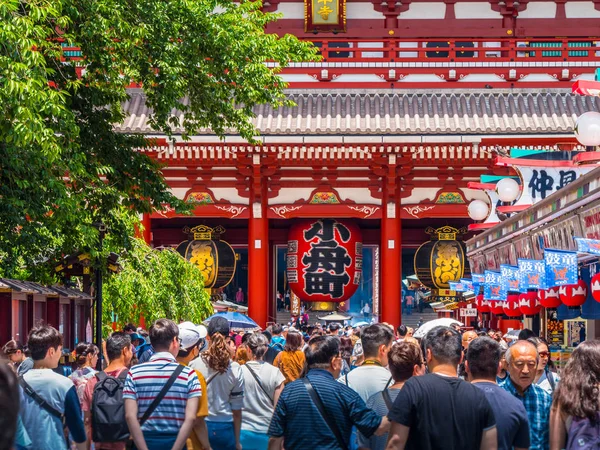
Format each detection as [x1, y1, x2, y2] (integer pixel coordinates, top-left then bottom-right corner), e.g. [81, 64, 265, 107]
[468, 200, 490, 221]
[495, 178, 520, 203]
[575, 111, 600, 147]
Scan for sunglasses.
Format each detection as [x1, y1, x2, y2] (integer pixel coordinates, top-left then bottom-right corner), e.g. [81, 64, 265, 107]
[539, 351, 550, 358]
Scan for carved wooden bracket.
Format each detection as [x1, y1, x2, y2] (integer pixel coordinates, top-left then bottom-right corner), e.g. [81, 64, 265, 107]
[371, 0, 411, 28]
[262, 0, 280, 13]
[490, 0, 529, 29]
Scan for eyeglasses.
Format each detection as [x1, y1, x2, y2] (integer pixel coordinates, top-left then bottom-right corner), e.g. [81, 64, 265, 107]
[176, 337, 182, 345]
[539, 351, 550, 358]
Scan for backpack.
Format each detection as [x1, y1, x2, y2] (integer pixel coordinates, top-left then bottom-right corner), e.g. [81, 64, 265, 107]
[91, 369, 129, 443]
[566, 413, 600, 450]
[271, 341, 284, 352]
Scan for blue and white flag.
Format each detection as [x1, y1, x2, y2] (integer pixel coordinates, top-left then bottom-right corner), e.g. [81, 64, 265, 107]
[484, 270, 507, 301]
[501, 265, 520, 293]
[449, 281, 466, 292]
[518, 259, 546, 291]
[544, 249, 578, 287]
[575, 237, 600, 255]
[460, 278, 475, 292]
[472, 273, 485, 292]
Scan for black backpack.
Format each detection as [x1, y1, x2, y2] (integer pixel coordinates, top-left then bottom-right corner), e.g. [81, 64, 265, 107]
[91, 370, 129, 443]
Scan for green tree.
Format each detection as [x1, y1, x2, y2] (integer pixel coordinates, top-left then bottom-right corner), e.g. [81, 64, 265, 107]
[0, 0, 317, 278]
[104, 239, 213, 334]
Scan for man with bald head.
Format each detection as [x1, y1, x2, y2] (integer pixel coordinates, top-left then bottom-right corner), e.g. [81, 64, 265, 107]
[500, 339, 552, 450]
[462, 330, 478, 349]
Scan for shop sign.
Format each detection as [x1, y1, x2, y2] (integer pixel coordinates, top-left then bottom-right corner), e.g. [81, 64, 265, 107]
[547, 311, 564, 346]
[484, 270, 507, 301]
[575, 237, 600, 255]
[518, 259, 546, 291]
[578, 203, 600, 240]
[544, 250, 578, 287]
[515, 167, 593, 205]
[304, 0, 346, 33]
[460, 308, 478, 317]
[500, 265, 520, 293]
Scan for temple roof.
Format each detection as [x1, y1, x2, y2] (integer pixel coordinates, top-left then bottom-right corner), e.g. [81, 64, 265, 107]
[117, 89, 598, 136]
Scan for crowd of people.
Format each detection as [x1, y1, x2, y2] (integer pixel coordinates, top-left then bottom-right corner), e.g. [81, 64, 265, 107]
[1, 317, 599, 450]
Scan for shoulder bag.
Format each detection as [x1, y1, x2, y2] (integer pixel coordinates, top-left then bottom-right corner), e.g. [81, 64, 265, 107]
[245, 364, 273, 403]
[303, 378, 348, 450]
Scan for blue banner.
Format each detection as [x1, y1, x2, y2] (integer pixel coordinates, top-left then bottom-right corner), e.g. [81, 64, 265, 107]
[518, 259, 546, 291]
[575, 238, 600, 255]
[501, 265, 520, 293]
[472, 273, 485, 293]
[449, 281, 466, 292]
[460, 278, 474, 292]
[545, 249, 578, 287]
[484, 270, 507, 301]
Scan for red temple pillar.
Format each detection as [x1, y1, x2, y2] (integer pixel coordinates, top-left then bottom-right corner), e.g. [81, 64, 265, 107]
[141, 213, 152, 245]
[381, 191, 402, 326]
[248, 166, 269, 328]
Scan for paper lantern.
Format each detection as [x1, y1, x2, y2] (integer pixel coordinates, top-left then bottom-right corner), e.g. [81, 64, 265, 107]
[575, 111, 600, 146]
[518, 292, 542, 316]
[503, 294, 523, 318]
[559, 280, 588, 308]
[177, 225, 236, 290]
[539, 287, 561, 309]
[496, 178, 520, 203]
[591, 273, 600, 302]
[476, 294, 491, 313]
[468, 200, 489, 221]
[490, 300, 505, 316]
[414, 226, 468, 290]
[287, 219, 362, 302]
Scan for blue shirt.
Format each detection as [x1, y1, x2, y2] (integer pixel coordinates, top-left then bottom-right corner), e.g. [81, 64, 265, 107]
[20, 368, 86, 450]
[500, 377, 552, 450]
[474, 381, 530, 450]
[268, 369, 381, 450]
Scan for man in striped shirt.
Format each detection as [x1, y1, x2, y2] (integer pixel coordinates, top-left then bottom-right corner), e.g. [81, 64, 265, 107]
[124, 319, 200, 450]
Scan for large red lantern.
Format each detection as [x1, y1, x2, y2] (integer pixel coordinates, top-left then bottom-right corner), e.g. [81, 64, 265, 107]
[503, 294, 522, 318]
[490, 300, 505, 316]
[591, 273, 600, 302]
[539, 287, 561, 309]
[287, 219, 362, 302]
[518, 292, 542, 316]
[476, 294, 491, 313]
[559, 280, 588, 308]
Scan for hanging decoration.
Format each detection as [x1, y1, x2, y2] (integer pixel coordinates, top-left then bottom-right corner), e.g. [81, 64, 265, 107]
[518, 259, 546, 291]
[503, 294, 523, 317]
[476, 294, 491, 313]
[484, 270, 507, 301]
[544, 249, 578, 287]
[591, 272, 600, 302]
[538, 287, 562, 309]
[558, 279, 588, 309]
[490, 300, 506, 316]
[177, 225, 237, 292]
[518, 292, 542, 316]
[501, 264, 520, 292]
[575, 237, 600, 255]
[287, 219, 362, 303]
[304, 0, 346, 33]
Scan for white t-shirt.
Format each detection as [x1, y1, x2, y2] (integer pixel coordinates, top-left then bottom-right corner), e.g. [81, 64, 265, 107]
[240, 361, 285, 433]
[190, 357, 245, 422]
[337, 364, 392, 402]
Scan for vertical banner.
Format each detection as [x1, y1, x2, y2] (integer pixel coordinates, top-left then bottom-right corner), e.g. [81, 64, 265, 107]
[449, 281, 465, 292]
[500, 265, 520, 293]
[575, 237, 600, 255]
[305, 0, 346, 33]
[484, 270, 507, 301]
[290, 291, 301, 316]
[472, 273, 485, 293]
[545, 250, 578, 287]
[518, 259, 546, 291]
[460, 278, 474, 292]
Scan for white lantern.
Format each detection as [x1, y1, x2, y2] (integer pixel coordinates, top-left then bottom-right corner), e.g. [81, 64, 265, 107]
[495, 178, 520, 203]
[575, 111, 600, 146]
[468, 200, 490, 221]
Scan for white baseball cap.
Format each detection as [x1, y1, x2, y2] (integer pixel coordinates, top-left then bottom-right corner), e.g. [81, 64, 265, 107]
[179, 321, 208, 350]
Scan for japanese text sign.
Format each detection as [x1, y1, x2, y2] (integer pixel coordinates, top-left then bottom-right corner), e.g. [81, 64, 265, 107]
[544, 249, 578, 287]
[518, 259, 546, 291]
[575, 237, 600, 255]
[484, 270, 507, 301]
[500, 265, 520, 293]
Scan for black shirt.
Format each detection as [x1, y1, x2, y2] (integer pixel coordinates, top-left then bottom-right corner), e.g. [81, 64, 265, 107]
[388, 373, 496, 450]
[264, 346, 280, 365]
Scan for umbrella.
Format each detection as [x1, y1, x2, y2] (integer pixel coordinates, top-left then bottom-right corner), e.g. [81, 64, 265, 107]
[203, 311, 261, 331]
[503, 329, 521, 340]
[318, 312, 352, 322]
[352, 321, 370, 327]
[413, 318, 462, 339]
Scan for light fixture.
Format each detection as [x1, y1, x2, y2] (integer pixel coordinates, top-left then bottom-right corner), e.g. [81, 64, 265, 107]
[495, 178, 520, 203]
[575, 111, 600, 146]
[468, 200, 490, 221]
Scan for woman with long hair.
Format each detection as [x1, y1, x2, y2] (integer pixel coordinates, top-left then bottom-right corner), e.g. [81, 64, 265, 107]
[69, 342, 99, 405]
[190, 316, 244, 450]
[550, 340, 600, 450]
[273, 331, 305, 384]
[528, 337, 560, 395]
[339, 336, 354, 376]
[240, 333, 285, 449]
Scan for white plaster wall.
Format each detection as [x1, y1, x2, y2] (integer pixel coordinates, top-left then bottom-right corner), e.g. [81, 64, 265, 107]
[210, 188, 249, 205]
[566, 2, 600, 18]
[276, 2, 304, 19]
[401, 187, 440, 204]
[455, 2, 500, 19]
[268, 187, 314, 205]
[518, 2, 557, 18]
[170, 188, 190, 200]
[398, 3, 445, 19]
[347, 3, 385, 19]
[336, 188, 382, 204]
[460, 188, 489, 202]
